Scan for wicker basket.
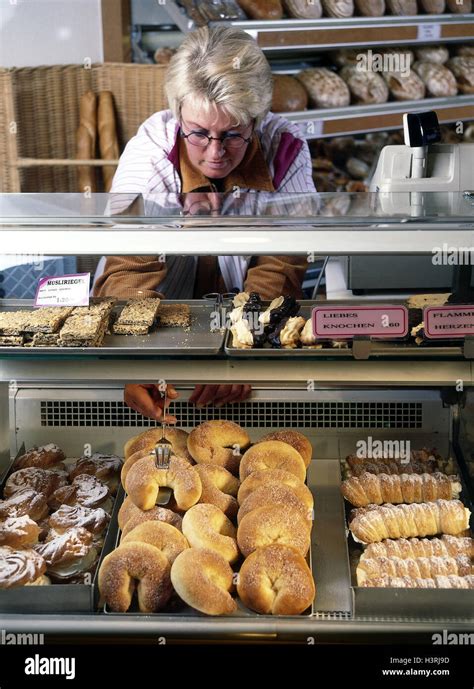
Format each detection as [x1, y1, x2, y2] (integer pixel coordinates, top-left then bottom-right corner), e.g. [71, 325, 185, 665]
[0, 63, 168, 193]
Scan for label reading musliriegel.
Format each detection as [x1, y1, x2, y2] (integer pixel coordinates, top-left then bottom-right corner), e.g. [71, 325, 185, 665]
[34, 273, 90, 308]
[312, 305, 408, 339]
[425, 305, 474, 339]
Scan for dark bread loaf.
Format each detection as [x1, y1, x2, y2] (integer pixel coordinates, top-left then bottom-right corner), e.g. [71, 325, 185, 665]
[237, 0, 284, 18]
[272, 75, 308, 112]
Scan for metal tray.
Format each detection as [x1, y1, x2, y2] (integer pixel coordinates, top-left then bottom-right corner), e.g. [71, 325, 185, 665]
[342, 449, 474, 621]
[103, 457, 329, 618]
[224, 300, 467, 360]
[0, 300, 225, 357]
[0, 446, 123, 613]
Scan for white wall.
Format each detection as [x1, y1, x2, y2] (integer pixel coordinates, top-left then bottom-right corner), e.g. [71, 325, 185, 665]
[0, 0, 103, 68]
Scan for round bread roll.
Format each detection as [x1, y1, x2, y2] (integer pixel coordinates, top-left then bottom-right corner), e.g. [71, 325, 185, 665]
[296, 68, 351, 109]
[446, 0, 471, 11]
[283, 0, 322, 17]
[417, 0, 445, 10]
[182, 504, 239, 564]
[171, 548, 237, 615]
[237, 504, 311, 557]
[272, 75, 308, 113]
[382, 70, 426, 100]
[322, 0, 354, 16]
[237, 0, 284, 19]
[239, 441, 307, 482]
[332, 49, 363, 67]
[415, 46, 449, 65]
[238, 468, 314, 512]
[124, 428, 192, 463]
[237, 484, 313, 529]
[446, 57, 474, 94]
[256, 430, 312, 468]
[237, 544, 315, 615]
[339, 65, 389, 104]
[125, 454, 202, 511]
[121, 521, 189, 565]
[412, 61, 458, 97]
[187, 420, 250, 475]
[195, 464, 240, 519]
[386, 0, 417, 12]
[354, 0, 385, 14]
[456, 46, 474, 58]
[98, 541, 172, 613]
[121, 446, 192, 487]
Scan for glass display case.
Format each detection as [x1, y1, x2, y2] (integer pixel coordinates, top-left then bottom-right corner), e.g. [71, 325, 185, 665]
[0, 192, 473, 642]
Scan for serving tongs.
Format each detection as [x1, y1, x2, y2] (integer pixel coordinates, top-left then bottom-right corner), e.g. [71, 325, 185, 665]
[153, 388, 173, 506]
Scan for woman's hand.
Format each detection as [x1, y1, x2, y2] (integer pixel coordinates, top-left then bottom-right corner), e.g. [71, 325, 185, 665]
[124, 384, 178, 423]
[124, 383, 252, 420]
[189, 384, 252, 408]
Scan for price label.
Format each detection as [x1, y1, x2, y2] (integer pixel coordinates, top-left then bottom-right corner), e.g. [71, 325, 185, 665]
[34, 273, 90, 308]
[312, 305, 408, 339]
[417, 23, 441, 41]
[424, 305, 474, 339]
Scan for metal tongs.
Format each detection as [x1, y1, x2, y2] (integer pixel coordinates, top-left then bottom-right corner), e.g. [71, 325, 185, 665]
[152, 388, 173, 506]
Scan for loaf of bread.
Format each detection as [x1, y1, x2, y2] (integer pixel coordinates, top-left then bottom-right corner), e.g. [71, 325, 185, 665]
[283, 0, 322, 17]
[362, 535, 474, 560]
[272, 75, 308, 112]
[412, 61, 458, 97]
[446, 57, 474, 94]
[237, 0, 284, 18]
[339, 65, 389, 104]
[98, 91, 119, 193]
[382, 70, 426, 100]
[322, 0, 354, 15]
[446, 0, 472, 11]
[357, 554, 472, 585]
[332, 49, 362, 67]
[76, 90, 97, 193]
[386, 0, 417, 12]
[296, 68, 351, 108]
[415, 46, 449, 64]
[456, 45, 474, 58]
[354, 0, 385, 13]
[417, 0, 445, 11]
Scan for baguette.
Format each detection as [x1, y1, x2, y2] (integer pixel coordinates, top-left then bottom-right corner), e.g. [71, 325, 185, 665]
[356, 554, 472, 585]
[349, 500, 471, 543]
[362, 535, 474, 560]
[98, 91, 119, 192]
[342, 471, 461, 506]
[76, 90, 97, 193]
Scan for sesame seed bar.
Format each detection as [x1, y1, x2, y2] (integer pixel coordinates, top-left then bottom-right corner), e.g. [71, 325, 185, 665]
[112, 298, 161, 334]
[156, 303, 191, 328]
[0, 336, 24, 346]
[22, 307, 74, 333]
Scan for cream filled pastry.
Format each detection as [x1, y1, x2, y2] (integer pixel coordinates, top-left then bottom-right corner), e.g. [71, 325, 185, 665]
[4, 467, 68, 498]
[230, 318, 253, 349]
[0, 515, 41, 548]
[279, 316, 306, 348]
[49, 474, 112, 513]
[13, 443, 66, 471]
[0, 546, 47, 588]
[68, 453, 123, 493]
[258, 296, 284, 326]
[35, 527, 98, 582]
[0, 488, 49, 521]
[48, 504, 110, 537]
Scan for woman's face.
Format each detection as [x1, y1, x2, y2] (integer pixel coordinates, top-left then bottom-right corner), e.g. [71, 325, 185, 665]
[180, 101, 253, 179]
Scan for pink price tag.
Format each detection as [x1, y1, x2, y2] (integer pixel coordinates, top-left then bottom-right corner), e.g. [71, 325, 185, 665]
[34, 273, 91, 308]
[424, 305, 474, 339]
[311, 305, 408, 339]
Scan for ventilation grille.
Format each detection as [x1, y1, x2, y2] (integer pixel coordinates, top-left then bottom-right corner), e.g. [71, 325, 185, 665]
[41, 401, 423, 428]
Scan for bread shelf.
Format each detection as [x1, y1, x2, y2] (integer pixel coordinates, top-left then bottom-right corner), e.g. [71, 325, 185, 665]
[162, 3, 474, 51]
[281, 94, 474, 138]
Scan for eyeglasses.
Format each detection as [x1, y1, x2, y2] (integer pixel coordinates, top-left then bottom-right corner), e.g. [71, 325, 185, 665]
[180, 125, 253, 150]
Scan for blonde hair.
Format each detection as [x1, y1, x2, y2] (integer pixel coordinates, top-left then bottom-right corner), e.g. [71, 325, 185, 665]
[165, 26, 272, 128]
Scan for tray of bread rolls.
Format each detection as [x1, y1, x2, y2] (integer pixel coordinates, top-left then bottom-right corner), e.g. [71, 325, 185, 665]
[340, 447, 474, 619]
[224, 293, 468, 359]
[0, 299, 225, 356]
[0, 443, 124, 612]
[98, 422, 329, 618]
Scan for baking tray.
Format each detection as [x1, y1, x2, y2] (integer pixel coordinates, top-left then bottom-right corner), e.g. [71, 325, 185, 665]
[342, 447, 474, 620]
[0, 299, 225, 357]
[224, 300, 467, 360]
[104, 455, 327, 618]
[0, 446, 123, 613]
